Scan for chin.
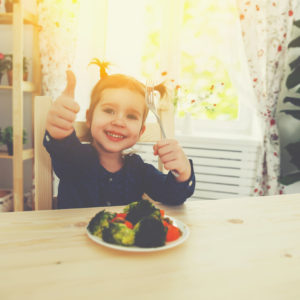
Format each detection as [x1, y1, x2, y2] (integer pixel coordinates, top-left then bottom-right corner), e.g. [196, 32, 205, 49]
[94, 140, 132, 154]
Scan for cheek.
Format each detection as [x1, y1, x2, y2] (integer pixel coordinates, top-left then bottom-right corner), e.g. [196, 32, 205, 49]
[130, 121, 144, 135]
[90, 117, 106, 135]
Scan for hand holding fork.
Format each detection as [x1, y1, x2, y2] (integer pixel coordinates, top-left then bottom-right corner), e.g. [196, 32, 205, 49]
[146, 80, 191, 181]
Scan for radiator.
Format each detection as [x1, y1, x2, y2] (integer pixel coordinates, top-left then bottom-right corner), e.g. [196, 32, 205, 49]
[136, 138, 260, 201]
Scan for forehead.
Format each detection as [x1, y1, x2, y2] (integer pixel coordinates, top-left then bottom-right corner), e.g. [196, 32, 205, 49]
[100, 88, 146, 110]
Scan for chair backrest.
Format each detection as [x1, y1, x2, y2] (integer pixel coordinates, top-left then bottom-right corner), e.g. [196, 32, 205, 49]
[34, 95, 174, 210]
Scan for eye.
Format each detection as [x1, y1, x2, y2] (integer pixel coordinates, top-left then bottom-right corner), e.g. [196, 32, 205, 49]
[103, 108, 115, 114]
[127, 114, 138, 120]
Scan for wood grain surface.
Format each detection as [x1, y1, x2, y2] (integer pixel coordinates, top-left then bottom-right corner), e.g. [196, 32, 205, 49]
[0, 194, 300, 300]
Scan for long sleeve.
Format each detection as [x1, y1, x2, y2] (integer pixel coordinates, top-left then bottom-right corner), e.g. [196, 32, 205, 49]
[126, 154, 195, 205]
[43, 130, 98, 179]
[143, 160, 195, 205]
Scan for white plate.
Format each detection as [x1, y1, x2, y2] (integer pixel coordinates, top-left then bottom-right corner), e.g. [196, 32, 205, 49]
[86, 216, 189, 252]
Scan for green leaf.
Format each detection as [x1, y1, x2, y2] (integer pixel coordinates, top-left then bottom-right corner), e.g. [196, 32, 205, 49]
[294, 19, 300, 28]
[288, 36, 300, 48]
[285, 141, 300, 168]
[286, 65, 300, 89]
[281, 110, 300, 120]
[289, 56, 300, 70]
[279, 172, 300, 185]
[283, 97, 300, 106]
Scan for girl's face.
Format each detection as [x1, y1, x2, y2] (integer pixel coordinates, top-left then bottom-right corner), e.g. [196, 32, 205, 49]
[87, 88, 146, 155]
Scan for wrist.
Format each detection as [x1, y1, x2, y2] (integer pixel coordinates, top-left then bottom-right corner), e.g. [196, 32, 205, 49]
[175, 161, 191, 182]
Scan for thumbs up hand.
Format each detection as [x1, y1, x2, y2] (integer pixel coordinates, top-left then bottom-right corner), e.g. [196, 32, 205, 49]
[46, 70, 80, 140]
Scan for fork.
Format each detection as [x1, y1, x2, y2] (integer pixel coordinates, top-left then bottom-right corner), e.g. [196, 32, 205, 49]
[146, 79, 179, 177]
[145, 79, 167, 139]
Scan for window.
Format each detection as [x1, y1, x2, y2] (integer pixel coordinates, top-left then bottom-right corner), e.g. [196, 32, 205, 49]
[74, 0, 257, 135]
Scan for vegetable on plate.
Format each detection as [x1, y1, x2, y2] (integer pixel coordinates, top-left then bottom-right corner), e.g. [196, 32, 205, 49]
[88, 199, 182, 248]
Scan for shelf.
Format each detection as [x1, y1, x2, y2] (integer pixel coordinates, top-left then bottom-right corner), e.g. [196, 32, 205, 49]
[0, 81, 36, 92]
[23, 148, 34, 160]
[0, 148, 34, 160]
[23, 81, 36, 92]
[0, 10, 38, 26]
[1, 2, 41, 211]
[0, 151, 12, 159]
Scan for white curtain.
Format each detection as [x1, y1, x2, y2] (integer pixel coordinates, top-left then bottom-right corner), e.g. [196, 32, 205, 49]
[38, 0, 80, 99]
[237, 0, 297, 195]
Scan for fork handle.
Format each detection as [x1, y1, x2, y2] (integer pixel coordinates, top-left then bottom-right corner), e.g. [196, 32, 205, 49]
[156, 118, 179, 177]
[156, 117, 167, 139]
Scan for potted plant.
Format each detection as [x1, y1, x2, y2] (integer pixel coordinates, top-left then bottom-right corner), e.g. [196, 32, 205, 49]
[23, 56, 29, 81]
[278, 18, 300, 185]
[1, 126, 27, 155]
[5, 54, 29, 85]
[5, 0, 13, 13]
[0, 53, 11, 84]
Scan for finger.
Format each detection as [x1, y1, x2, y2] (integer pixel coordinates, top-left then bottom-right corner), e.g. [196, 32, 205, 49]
[163, 160, 178, 171]
[153, 144, 158, 155]
[48, 126, 74, 140]
[157, 139, 169, 148]
[156, 139, 177, 149]
[62, 70, 76, 98]
[62, 98, 80, 113]
[48, 115, 74, 131]
[56, 107, 77, 123]
[56, 96, 80, 113]
[159, 152, 178, 165]
[157, 143, 180, 157]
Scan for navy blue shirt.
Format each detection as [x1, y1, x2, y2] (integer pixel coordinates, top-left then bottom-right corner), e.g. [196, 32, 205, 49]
[44, 130, 195, 209]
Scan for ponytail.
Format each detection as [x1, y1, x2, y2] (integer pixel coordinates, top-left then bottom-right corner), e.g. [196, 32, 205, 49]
[154, 81, 167, 99]
[88, 58, 111, 79]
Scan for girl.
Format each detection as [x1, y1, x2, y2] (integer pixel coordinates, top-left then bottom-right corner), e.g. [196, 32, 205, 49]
[44, 70, 195, 209]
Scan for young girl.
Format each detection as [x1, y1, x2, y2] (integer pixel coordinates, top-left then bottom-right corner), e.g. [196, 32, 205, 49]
[44, 70, 195, 209]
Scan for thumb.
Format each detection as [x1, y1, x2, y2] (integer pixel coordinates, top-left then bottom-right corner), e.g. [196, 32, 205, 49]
[62, 70, 76, 98]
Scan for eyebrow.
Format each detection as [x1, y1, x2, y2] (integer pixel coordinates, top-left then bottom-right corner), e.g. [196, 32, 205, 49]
[127, 108, 142, 117]
[100, 102, 143, 117]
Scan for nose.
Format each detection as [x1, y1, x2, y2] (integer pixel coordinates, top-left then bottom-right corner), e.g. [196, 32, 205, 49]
[111, 113, 126, 127]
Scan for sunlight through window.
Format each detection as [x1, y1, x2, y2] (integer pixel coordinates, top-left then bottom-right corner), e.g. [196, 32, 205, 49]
[74, 0, 256, 130]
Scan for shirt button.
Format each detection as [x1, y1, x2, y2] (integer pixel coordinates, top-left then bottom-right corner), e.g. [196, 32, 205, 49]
[106, 201, 111, 206]
[109, 177, 113, 182]
[188, 180, 193, 187]
[45, 134, 50, 142]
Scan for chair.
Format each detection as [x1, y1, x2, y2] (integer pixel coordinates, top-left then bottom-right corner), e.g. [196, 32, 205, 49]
[34, 95, 175, 210]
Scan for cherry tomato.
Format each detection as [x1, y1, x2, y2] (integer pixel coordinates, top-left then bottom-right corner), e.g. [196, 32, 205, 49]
[124, 221, 133, 229]
[165, 224, 181, 242]
[116, 213, 127, 218]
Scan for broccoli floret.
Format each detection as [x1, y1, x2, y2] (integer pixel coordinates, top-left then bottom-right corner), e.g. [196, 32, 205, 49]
[150, 209, 163, 220]
[102, 223, 135, 246]
[87, 210, 116, 238]
[124, 199, 160, 225]
[134, 215, 167, 248]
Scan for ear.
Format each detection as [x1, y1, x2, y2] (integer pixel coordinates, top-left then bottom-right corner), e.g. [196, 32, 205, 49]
[139, 124, 146, 136]
[86, 109, 91, 128]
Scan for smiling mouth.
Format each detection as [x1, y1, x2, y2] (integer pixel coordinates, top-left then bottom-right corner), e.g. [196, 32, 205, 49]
[106, 131, 125, 139]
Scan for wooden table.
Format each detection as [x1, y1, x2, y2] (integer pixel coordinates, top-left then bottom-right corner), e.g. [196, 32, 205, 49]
[1, 194, 300, 300]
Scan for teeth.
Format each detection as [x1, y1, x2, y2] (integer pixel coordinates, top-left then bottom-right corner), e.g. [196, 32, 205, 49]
[107, 132, 124, 139]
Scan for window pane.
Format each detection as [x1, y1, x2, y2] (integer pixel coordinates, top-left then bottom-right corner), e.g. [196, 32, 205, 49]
[105, 0, 162, 81]
[178, 0, 240, 121]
